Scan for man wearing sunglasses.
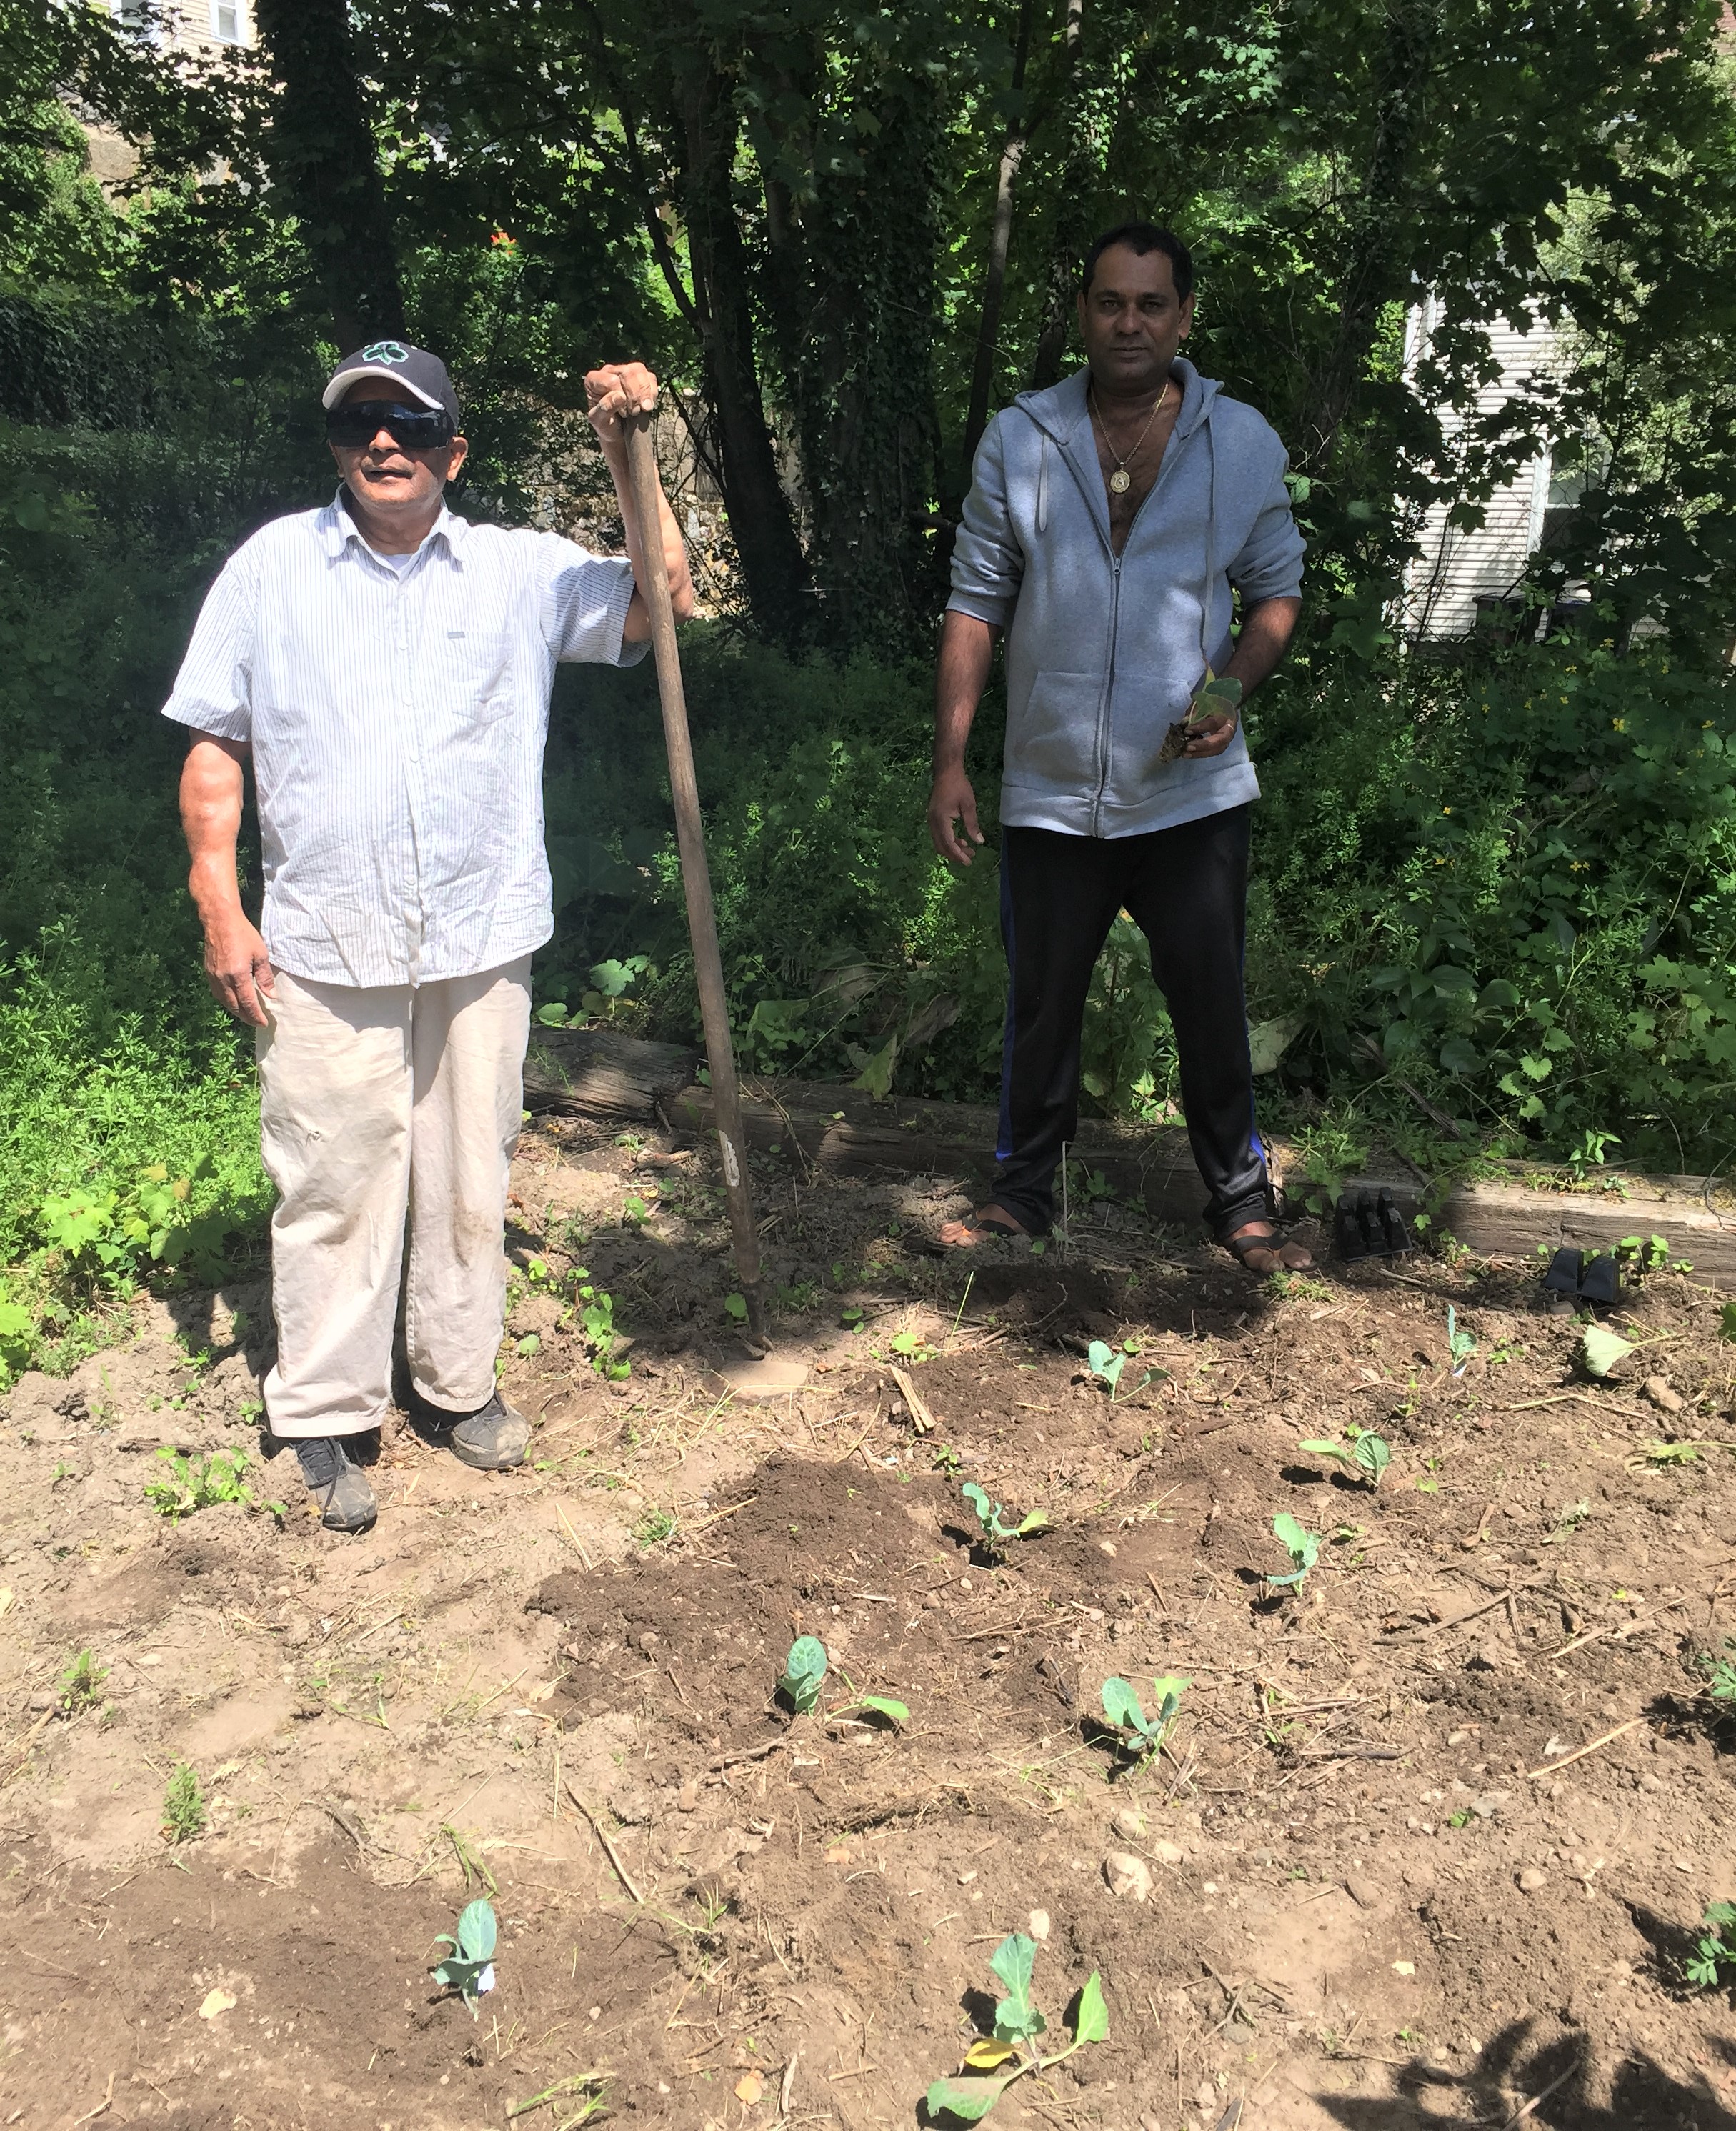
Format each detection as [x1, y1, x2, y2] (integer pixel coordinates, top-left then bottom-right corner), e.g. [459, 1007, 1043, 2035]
[163, 341, 692, 1532]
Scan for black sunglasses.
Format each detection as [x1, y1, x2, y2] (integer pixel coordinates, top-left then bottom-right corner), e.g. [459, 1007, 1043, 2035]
[325, 400, 456, 450]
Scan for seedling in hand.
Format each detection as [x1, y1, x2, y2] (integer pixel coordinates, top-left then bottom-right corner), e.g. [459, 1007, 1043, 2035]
[1267, 1512, 1320, 1589]
[1686, 1902, 1736, 1990]
[431, 1897, 497, 2017]
[1085, 1340, 1160, 1402]
[1445, 1307, 1477, 1375]
[1100, 1674, 1189, 1771]
[961, 1482, 1050, 1558]
[925, 1932, 1109, 2122]
[1297, 1424, 1390, 1488]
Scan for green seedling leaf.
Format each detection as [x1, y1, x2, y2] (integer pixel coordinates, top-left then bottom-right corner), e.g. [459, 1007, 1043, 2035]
[962, 1483, 1050, 1552]
[1086, 1339, 1126, 1394]
[1446, 1305, 1477, 1375]
[1298, 1437, 1356, 1470]
[1269, 1511, 1320, 1587]
[925, 2074, 1015, 2122]
[853, 1694, 909, 1725]
[1101, 1677, 1152, 1738]
[1072, 1972, 1110, 2045]
[431, 1896, 498, 2016]
[988, 1931, 1047, 2044]
[1720, 1302, 1736, 1343]
[1581, 1324, 1635, 1379]
[778, 1635, 828, 1714]
[723, 1292, 748, 1322]
[1686, 1901, 1736, 1990]
[1014, 1508, 1051, 1536]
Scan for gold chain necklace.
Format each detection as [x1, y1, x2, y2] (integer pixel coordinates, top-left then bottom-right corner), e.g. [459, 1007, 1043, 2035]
[1089, 378, 1174, 494]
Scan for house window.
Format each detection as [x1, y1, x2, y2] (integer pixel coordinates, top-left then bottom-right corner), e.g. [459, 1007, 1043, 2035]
[212, 1, 242, 39]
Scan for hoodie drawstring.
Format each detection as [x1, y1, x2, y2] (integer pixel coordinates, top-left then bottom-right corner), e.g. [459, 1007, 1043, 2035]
[1200, 413, 1217, 677]
[1037, 434, 1049, 536]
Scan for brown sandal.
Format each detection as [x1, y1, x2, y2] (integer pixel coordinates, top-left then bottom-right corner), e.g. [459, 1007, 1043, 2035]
[936, 1205, 1032, 1249]
[1222, 1221, 1313, 1274]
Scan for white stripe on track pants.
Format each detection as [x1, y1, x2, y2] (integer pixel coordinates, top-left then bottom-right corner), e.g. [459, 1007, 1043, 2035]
[254, 957, 531, 1439]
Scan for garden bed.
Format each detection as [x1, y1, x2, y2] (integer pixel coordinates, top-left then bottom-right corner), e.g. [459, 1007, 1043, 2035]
[1, 1114, 1734, 2130]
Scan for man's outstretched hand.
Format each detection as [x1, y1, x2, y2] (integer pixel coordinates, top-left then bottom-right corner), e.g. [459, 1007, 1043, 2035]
[585, 363, 660, 445]
[928, 764, 984, 865]
[203, 912, 275, 1027]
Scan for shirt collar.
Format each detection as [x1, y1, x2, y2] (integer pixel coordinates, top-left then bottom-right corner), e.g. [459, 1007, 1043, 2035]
[318, 486, 469, 562]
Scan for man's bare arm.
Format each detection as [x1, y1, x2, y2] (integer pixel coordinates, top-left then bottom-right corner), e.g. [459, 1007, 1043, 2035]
[180, 733, 274, 1027]
[927, 610, 999, 864]
[1184, 594, 1302, 759]
[584, 362, 695, 641]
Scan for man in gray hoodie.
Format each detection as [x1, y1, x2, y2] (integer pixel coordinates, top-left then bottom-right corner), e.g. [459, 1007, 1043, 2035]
[929, 222, 1311, 1272]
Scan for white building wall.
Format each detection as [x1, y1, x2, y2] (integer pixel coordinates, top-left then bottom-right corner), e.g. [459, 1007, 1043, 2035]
[1400, 295, 1567, 639]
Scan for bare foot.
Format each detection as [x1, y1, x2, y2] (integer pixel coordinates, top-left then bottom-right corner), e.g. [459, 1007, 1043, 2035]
[936, 1202, 1032, 1249]
[1224, 1220, 1313, 1274]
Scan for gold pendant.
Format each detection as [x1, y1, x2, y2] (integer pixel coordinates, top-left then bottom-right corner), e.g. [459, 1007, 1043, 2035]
[1109, 468, 1131, 494]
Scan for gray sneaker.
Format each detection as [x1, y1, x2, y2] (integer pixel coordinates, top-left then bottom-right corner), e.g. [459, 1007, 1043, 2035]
[293, 1436, 378, 1532]
[415, 1391, 529, 1472]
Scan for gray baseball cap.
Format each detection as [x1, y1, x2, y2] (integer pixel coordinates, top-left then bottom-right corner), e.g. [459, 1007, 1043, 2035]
[321, 340, 460, 424]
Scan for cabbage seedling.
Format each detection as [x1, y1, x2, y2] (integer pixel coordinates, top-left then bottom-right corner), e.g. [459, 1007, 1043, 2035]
[1084, 1340, 1158, 1402]
[777, 1635, 828, 1714]
[1297, 1426, 1390, 1488]
[961, 1482, 1051, 1557]
[777, 1636, 908, 1725]
[1580, 1324, 1634, 1379]
[1445, 1307, 1476, 1375]
[1100, 1675, 1189, 1770]
[1686, 1902, 1736, 1991]
[431, 1897, 497, 2017]
[1267, 1512, 1320, 1588]
[925, 1932, 1109, 2123]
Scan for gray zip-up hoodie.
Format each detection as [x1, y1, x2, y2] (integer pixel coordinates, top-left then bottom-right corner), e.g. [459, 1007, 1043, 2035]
[948, 359, 1305, 839]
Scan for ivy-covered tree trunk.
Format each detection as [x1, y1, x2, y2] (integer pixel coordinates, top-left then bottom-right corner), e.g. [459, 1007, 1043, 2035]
[792, 83, 944, 647]
[1031, 0, 1089, 391]
[962, 0, 1036, 477]
[677, 62, 812, 644]
[252, 0, 405, 351]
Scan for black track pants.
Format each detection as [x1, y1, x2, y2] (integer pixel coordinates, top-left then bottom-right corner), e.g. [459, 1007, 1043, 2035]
[990, 807, 1271, 1239]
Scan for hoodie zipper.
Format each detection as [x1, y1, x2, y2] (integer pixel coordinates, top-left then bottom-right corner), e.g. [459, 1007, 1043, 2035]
[1086, 398, 1204, 837]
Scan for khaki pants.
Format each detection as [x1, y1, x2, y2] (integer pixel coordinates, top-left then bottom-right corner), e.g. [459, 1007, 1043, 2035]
[255, 958, 531, 1439]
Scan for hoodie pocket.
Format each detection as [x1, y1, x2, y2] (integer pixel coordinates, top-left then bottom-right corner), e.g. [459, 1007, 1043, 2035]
[1007, 669, 1104, 793]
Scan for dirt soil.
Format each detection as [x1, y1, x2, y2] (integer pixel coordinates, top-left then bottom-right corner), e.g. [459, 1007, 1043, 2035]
[3, 1114, 1735, 2131]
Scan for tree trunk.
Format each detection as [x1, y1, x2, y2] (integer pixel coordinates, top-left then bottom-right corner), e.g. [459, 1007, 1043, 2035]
[962, 0, 1035, 478]
[678, 64, 812, 644]
[1031, 0, 1088, 391]
[252, 0, 404, 351]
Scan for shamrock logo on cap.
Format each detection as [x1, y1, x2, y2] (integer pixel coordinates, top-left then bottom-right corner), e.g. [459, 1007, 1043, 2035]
[360, 340, 410, 364]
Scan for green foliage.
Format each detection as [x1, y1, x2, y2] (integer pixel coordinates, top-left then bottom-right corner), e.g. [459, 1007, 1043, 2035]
[1580, 1324, 1635, 1379]
[924, 1935, 1109, 2124]
[1445, 1307, 1477, 1377]
[1297, 1428, 1390, 1488]
[144, 1446, 280, 1524]
[1084, 1339, 1158, 1402]
[960, 1482, 1051, 1557]
[1695, 1640, 1736, 1714]
[1720, 1302, 1736, 1343]
[161, 1760, 205, 1844]
[58, 1647, 109, 1715]
[431, 1898, 499, 2018]
[777, 1635, 828, 1715]
[1685, 1903, 1736, 1992]
[564, 1268, 628, 1379]
[1268, 1512, 1322, 1589]
[1100, 1675, 1189, 1770]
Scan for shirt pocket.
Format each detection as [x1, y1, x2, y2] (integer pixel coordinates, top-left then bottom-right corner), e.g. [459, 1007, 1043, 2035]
[439, 627, 514, 723]
[1007, 669, 1104, 792]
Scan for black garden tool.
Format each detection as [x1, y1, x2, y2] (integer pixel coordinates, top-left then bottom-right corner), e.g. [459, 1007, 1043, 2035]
[1540, 1247, 1622, 1308]
[1334, 1187, 1414, 1262]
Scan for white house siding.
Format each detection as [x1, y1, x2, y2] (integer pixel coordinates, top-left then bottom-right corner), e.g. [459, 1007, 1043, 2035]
[1400, 295, 1567, 639]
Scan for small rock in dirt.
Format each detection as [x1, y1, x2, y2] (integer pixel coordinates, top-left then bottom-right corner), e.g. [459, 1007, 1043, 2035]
[1250, 1847, 1273, 1867]
[627, 1628, 660, 1655]
[608, 1783, 653, 1826]
[1643, 1375, 1685, 1416]
[27, 1694, 51, 1713]
[674, 1782, 701, 1812]
[1110, 1805, 1147, 1842]
[1345, 1875, 1380, 1911]
[1150, 1838, 1184, 1867]
[1028, 1907, 1051, 1942]
[1517, 1867, 1547, 1892]
[1195, 2082, 1219, 2113]
[1102, 1851, 1152, 1902]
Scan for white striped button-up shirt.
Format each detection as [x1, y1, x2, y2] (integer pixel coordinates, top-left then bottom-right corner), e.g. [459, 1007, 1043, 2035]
[162, 492, 645, 987]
